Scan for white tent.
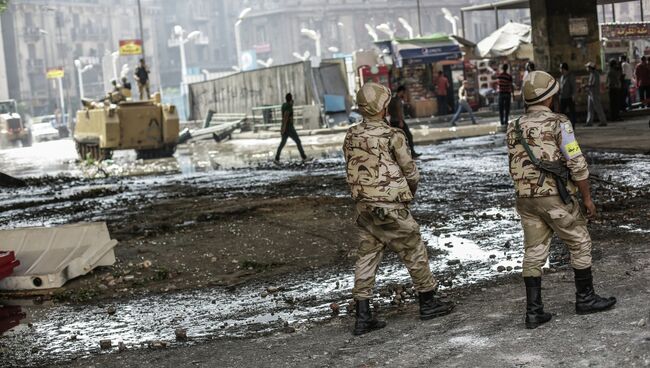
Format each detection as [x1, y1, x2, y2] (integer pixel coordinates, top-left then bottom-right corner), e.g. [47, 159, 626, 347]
[477, 22, 532, 59]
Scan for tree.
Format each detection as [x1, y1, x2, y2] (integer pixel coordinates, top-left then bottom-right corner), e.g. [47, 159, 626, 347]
[0, 1, 8, 13]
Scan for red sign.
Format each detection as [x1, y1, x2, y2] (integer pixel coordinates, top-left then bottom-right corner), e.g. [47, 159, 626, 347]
[601, 22, 650, 40]
[253, 43, 272, 54]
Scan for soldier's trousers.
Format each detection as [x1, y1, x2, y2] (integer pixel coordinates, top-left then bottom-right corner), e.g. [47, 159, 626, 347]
[352, 202, 437, 300]
[515, 196, 592, 277]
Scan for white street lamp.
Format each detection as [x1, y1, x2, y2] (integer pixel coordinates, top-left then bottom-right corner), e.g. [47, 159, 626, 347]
[74, 59, 93, 99]
[111, 51, 119, 82]
[173, 25, 202, 84]
[376, 23, 396, 40]
[300, 28, 322, 60]
[442, 8, 458, 36]
[364, 24, 379, 42]
[257, 58, 274, 68]
[328, 46, 339, 53]
[398, 17, 415, 39]
[292, 51, 311, 62]
[235, 7, 252, 70]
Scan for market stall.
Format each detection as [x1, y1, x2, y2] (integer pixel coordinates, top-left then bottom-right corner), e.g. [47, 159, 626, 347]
[476, 22, 533, 109]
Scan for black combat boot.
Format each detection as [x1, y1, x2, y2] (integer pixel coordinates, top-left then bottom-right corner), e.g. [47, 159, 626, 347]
[524, 277, 553, 329]
[353, 299, 386, 336]
[574, 267, 616, 315]
[418, 290, 455, 320]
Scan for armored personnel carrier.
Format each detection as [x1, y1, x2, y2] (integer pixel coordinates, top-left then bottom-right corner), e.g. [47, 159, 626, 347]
[74, 94, 179, 161]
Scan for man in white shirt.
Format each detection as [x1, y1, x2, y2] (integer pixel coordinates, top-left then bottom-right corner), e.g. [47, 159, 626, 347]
[449, 81, 477, 126]
[620, 55, 634, 110]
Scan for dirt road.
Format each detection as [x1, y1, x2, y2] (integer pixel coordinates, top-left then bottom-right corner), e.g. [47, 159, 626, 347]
[0, 117, 648, 367]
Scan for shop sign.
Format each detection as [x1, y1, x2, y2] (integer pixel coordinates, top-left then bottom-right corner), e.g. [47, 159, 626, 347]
[119, 39, 143, 55]
[601, 22, 650, 40]
[253, 43, 272, 54]
[569, 18, 589, 37]
[46, 67, 64, 79]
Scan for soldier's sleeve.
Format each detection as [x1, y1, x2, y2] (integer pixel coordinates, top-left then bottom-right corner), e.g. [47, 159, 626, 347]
[555, 119, 589, 181]
[390, 130, 420, 186]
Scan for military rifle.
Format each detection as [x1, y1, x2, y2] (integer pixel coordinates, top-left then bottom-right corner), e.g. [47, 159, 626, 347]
[514, 118, 573, 205]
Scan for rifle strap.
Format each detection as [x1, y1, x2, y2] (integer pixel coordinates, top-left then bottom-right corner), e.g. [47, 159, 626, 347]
[514, 117, 542, 167]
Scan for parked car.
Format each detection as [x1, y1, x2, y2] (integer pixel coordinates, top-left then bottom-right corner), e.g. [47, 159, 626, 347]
[30, 114, 70, 141]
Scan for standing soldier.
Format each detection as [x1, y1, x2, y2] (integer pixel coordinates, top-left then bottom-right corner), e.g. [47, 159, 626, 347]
[507, 71, 616, 329]
[134, 58, 150, 100]
[343, 82, 454, 336]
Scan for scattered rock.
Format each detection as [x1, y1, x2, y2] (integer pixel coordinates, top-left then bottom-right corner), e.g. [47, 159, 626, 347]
[497, 265, 506, 272]
[107, 306, 117, 315]
[260, 291, 269, 298]
[149, 340, 168, 349]
[123, 275, 135, 281]
[504, 240, 512, 249]
[282, 326, 296, 334]
[330, 303, 340, 316]
[99, 339, 112, 349]
[489, 254, 497, 259]
[142, 260, 152, 269]
[346, 300, 355, 314]
[266, 286, 284, 294]
[69, 335, 77, 341]
[506, 266, 513, 272]
[118, 341, 127, 352]
[638, 318, 647, 327]
[447, 259, 461, 266]
[175, 328, 188, 341]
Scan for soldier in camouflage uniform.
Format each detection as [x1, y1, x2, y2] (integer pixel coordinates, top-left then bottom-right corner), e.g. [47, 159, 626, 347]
[507, 71, 616, 329]
[343, 82, 454, 336]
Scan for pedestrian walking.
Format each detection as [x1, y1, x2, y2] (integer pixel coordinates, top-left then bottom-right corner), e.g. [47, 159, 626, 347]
[620, 55, 634, 110]
[507, 71, 616, 330]
[134, 58, 151, 100]
[435, 71, 450, 115]
[584, 62, 608, 126]
[343, 82, 454, 336]
[449, 81, 477, 126]
[388, 86, 421, 157]
[523, 61, 535, 81]
[559, 63, 577, 124]
[634, 56, 650, 106]
[497, 64, 514, 126]
[274, 93, 307, 163]
[606, 59, 623, 122]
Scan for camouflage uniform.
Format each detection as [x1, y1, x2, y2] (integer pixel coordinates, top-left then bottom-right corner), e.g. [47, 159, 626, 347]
[507, 104, 591, 277]
[343, 83, 437, 300]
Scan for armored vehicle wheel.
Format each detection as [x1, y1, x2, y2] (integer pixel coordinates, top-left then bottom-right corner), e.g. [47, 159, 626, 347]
[135, 144, 177, 160]
[75, 141, 113, 161]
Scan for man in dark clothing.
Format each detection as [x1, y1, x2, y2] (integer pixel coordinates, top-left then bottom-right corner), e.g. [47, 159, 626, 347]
[559, 62, 578, 124]
[497, 64, 513, 126]
[134, 58, 150, 100]
[388, 86, 420, 158]
[275, 93, 308, 163]
[606, 59, 623, 121]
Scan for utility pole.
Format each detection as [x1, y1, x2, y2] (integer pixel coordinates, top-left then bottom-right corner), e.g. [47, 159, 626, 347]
[137, 0, 146, 60]
[417, 0, 422, 37]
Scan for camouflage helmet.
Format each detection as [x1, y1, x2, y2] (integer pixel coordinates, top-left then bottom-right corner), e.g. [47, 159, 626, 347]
[522, 70, 559, 105]
[356, 82, 391, 118]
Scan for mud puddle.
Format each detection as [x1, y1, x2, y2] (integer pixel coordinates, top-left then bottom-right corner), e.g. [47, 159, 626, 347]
[0, 135, 648, 367]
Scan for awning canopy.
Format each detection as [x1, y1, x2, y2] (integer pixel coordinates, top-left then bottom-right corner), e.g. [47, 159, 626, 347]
[378, 34, 463, 67]
[477, 22, 532, 58]
[460, 0, 632, 12]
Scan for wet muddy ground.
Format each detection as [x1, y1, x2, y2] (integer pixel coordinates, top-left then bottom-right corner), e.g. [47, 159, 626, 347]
[0, 132, 648, 367]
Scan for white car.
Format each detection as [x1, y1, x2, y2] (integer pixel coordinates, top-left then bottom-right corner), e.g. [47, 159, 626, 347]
[31, 120, 60, 142]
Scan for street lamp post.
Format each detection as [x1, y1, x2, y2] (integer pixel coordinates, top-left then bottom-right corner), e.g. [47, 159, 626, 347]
[173, 25, 202, 85]
[364, 24, 379, 42]
[442, 8, 458, 36]
[300, 28, 322, 61]
[376, 23, 396, 40]
[74, 59, 93, 99]
[398, 17, 415, 39]
[235, 7, 252, 70]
